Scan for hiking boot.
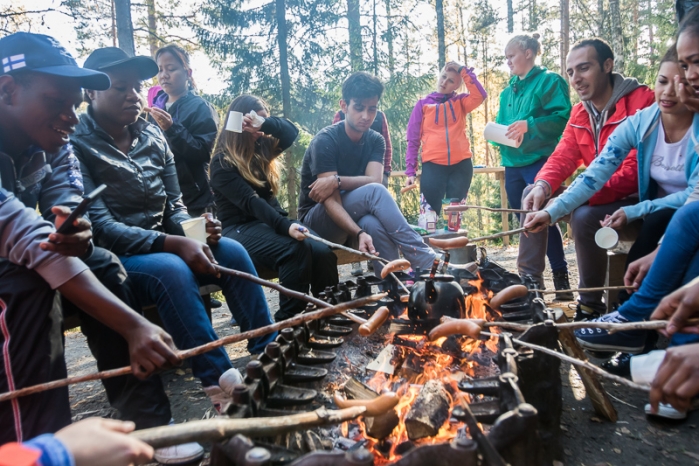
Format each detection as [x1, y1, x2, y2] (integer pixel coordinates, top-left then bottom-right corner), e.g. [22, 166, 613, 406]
[552, 270, 575, 302]
[601, 352, 632, 378]
[574, 311, 646, 353]
[204, 385, 233, 415]
[570, 302, 601, 322]
[210, 297, 223, 308]
[351, 262, 364, 277]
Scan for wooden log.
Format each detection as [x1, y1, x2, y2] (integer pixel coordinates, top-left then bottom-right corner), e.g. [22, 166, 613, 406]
[405, 380, 450, 440]
[344, 378, 399, 439]
[555, 314, 618, 422]
[131, 407, 366, 449]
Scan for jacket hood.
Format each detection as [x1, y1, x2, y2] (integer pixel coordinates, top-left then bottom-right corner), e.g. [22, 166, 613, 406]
[507, 65, 546, 87]
[75, 107, 150, 138]
[422, 91, 456, 104]
[582, 73, 642, 119]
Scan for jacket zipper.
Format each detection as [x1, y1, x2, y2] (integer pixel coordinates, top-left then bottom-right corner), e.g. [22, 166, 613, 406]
[443, 103, 451, 165]
[571, 116, 627, 156]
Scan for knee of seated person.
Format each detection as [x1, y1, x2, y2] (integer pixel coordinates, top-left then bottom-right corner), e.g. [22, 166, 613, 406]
[211, 237, 256, 270]
[85, 247, 129, 289]
[675, 201, 699, 223]
[570, 204, 599, 230]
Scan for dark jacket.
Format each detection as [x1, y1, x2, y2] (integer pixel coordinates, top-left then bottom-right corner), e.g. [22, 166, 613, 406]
[71, 109, 191, 256]
[210, 117, 299, 235]
[151, 90, 218, 212]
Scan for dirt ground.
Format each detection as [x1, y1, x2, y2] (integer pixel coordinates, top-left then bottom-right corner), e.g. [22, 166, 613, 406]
[63, 241, 699, 465]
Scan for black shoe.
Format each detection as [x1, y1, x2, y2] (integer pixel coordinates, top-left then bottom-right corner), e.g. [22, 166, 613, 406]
[552, 270, 575, 301]
[601, 352, 632, 378]
[570, 302, 601, 322]
[210, 297, 223, 308]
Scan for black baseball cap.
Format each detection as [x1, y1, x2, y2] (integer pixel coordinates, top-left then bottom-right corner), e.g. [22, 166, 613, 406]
[83, 47, 158, 82]
[0, 32, 110, 90]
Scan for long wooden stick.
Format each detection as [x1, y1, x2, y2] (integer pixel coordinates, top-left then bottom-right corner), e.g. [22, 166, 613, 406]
[537, 285, 632, 294]
[131, 407, 366, 448]
[481, 331, 649, 391]
[481, 318, 699, 334]
[469, 227, 529, 242]
[302, 232, 411, 295]
[216, 266, 367, 325]
[444, 204, 531, 214]
[0, 293, 386, 403]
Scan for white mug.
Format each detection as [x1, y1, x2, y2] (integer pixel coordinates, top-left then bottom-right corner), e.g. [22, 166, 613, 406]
[595, 227, 619, 250]
[225, 111, 243, 133]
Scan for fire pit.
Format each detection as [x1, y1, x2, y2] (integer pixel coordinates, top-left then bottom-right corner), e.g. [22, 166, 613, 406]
[211, 253, 563, 466]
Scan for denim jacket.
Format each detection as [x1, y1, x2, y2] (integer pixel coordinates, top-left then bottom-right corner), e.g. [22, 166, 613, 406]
[546, 103, 699, 223]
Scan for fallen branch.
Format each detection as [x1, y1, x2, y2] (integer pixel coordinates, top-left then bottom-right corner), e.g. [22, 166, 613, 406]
[444, 204, 531, 214]
[469, 228, 529, 242]
[0, 293, 386, 403]
[302, 232, 411, 295]
[456, 317, 699, 335]
[131, 406, 366, 448]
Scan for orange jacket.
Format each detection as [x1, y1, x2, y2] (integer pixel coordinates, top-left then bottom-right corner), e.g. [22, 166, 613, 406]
[405, 67, 487, 176]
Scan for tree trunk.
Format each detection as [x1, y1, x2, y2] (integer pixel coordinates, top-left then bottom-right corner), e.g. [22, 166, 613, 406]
[482, 38, 490, 166]
[648, 0, 654, 67]
[372, 0, 378, 74]
[146, 0, 158, 57]
[111, 0, 117, 47]
[114, 0, 135, 56]
[507, 0, 514, 33]
[385, 0, 394, 76]
[348, 0, 362, 71]
[436, 0, 446, 69]
[276, 0, 297, 218]
[560, 0, 569, 78]
[529, 0, 537, 31]
[610, 0, 624, 71]
[598, 0, 605, 38]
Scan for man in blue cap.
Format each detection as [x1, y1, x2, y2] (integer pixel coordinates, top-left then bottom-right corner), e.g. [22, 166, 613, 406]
[0, 32, 180, 452]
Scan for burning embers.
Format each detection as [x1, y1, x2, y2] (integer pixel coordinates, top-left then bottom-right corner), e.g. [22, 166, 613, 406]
[211, 257, 562, 466]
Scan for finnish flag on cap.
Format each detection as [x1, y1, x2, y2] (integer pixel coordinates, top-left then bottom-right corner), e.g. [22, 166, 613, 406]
[2, 54, 26, 73]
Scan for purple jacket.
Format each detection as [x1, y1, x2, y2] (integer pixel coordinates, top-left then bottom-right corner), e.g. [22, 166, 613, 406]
[405, 67, 487, 176]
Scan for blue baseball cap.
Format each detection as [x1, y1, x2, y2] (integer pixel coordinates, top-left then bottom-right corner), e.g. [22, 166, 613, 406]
[0, 32, 110, 90]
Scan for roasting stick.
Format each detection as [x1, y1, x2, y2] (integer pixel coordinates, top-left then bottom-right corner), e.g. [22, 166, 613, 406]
[536, 285, 632, 294]
[478, 331, 650, 392]
[302, 231, 411, 295]
[444, 204, 531, 214]
[215, 265, 367, 325]
[478, 318, 699, 334]
[0, 293, 387, 403]
[469, 227, 529, 242]
[131, 407, 367, 448]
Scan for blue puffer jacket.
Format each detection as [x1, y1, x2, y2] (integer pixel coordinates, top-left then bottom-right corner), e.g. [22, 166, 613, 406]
[546, 103, 699, 223]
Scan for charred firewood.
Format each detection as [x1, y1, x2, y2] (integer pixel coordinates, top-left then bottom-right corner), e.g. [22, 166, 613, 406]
[344, 378, 400, 439]
[404, 380, 450, 440]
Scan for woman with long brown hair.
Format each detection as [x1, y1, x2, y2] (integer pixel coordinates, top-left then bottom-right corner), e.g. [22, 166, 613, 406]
[210, 95, 339, 321]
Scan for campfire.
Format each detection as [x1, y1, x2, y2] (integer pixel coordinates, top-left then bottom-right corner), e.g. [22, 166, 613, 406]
[208, 250, 565, 466]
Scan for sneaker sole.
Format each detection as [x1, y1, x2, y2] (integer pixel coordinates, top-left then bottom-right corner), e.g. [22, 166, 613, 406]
[576, 337, 644, 354]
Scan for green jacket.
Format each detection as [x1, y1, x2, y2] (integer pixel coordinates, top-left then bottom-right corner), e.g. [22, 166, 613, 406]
[495, 66, 572, 167]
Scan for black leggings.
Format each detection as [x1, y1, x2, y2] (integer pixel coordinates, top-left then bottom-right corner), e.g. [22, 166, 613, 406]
[420, 158, 473, 215]
[223, 221, 339, 319]
[626, 208, 676, 267]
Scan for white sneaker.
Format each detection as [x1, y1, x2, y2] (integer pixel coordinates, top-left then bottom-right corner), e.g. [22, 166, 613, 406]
[204, 385, 233, 415]
[218, 367, 244, 395]
[644, 403, 687, 420]
[153, 420, 205, 464]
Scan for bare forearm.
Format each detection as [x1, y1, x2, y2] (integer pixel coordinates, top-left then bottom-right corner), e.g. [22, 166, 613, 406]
[58, 270, 148, 337]
[323, 194, 361, 237]
[339, 174, 382, 191]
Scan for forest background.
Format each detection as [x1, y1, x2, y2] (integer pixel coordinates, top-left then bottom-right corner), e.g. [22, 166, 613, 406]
[0, 0, 681, 240]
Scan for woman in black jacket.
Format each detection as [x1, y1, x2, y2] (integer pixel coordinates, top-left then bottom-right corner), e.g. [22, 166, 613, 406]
[210, 95, 339, 321]
[147, 44, 218, 217]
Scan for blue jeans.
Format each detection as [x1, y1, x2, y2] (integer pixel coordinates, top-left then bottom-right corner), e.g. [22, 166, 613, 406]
[618, 202, 699, 346]
[119, 237, 276, 386]
[505, 159, 567, 272]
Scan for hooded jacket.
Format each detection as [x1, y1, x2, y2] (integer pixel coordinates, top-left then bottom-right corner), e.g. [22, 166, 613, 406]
[71, 109, 191, 256]
[151, 90, 218, 212]
[495, 66, 572, 167]
[546, 103, 699, 223]
[535, 75, 655, 205]
[405, 67, 486, 176]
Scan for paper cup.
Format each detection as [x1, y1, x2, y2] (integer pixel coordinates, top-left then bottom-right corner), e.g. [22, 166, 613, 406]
[225, 111, 243, 133]
[630, 350, 666, 385]
[181, 217, 208, 243]
[484, 122, 522, 148]
[595, 227, 619, 249]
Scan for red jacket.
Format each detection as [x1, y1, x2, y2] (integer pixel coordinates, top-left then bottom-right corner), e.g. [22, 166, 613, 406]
[535, 86, 655, 205]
